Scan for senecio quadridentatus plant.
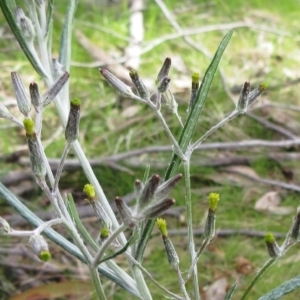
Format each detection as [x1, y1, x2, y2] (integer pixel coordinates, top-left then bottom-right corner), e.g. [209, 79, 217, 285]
[2, 1, 298, 300]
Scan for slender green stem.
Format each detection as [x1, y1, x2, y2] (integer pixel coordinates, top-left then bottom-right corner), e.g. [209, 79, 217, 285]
[132, 268, 153, 300]
[240, 258, 276, 300]
[92, 223, 127, 268]
[33, 218, 63, 235]
[89, 266, 107, 300]
[186, 239, 209, 282]
[8, 115, 24, 127]
[152, 105, 185, 160]
[66, 193, 99, 251]
[99, 233, 138, 264]
[53, 143, 72, 193]
[183, 154, 200, 300]
[129, 255, 181, 300]
[36, 130, 70, 220]
[191, 110, 240, 151]
[7, 218, 63, 237]
[35, 109, 43, 138]
[38, 179, 63, 218]
[175, 267, 191, 300]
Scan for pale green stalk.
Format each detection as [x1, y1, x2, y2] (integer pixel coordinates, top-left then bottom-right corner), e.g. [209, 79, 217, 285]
[183, 154, 200, 300]
[129, 255, 182, 300]
[35, 109, 43, 138]
[138, 96, 185, 160]
[175, 267, 191, 300]
[93, 223, 127, 268]
[89, 266, 107, 300]
[240, 258, 276, 300]
[191, 109, 240, 151]
[186, 239, 210, 282]
[53, 143, 72, 193]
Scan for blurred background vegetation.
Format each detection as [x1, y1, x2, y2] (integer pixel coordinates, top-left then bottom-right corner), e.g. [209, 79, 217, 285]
[1, 0, 300, 299]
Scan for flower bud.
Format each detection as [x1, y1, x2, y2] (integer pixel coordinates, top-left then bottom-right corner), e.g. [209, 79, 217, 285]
[208, 193, 220, 211]
[142, 198, 175, 219]
[24, 118, 46, 179]
[134, 180, 144, 201]
[163, 236, 179, 269]
[23, 117, 35, 136]
[100, 228, 110, 240]
[27, 136, 46, 179]
[29, 82, 42, 112]
[129, 70, 150, 100]
[204, 193, 220, 241]
[156, 218, 179, 269]
[115, 197, 135, 228]
[157, 57, 171, 83]
[291, 208, 300, 240]
[188, 73, 200, 113]
[89, 200, 112, 232]
[237, 82, 250, 112]
[247, 83, 267, 107]
[83, 183, 96, 200]
[65, 98, 80, 143]
[11, 72, 31, 117]
[43, 72, 70, 107]
[100, 69, 134, 97]
[155, 174, 182, 201]
[204, 208, 216, 241]
[138, 174, 160, 209]
[265, 233, 280, 258]
[29, 235, 51, 262]
[15, 8, 35, 41]
[156, 218, 168, 237]
[157, 77, 171, 93]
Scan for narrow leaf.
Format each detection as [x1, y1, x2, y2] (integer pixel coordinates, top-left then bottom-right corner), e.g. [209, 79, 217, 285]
[45, 0, 54, 37]
[58, 0, 78, 72]
[46, 0, 54, 60]
[66, 193, 99, 252]
[224, 281, 238, 300]
[165, 29, 233, 179]
[99, 233, 139, 264]
[258, 276, 300, 300]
